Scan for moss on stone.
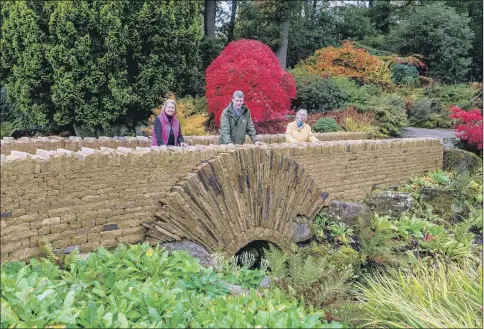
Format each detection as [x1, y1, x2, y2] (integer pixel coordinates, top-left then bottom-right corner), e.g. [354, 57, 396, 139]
[420, 187, 454, 218]
[443, 149, 482, 175]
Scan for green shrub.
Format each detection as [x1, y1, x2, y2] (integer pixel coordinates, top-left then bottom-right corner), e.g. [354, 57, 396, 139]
[0, 121, 17, 138]
[360, 84, 384, 98]
[331, 77, 368, 106]
[291, 69, 348, 113]
[424, 83, 481, 109]
[312, 117, 341, 133]
[391, 63, 419, 85]
[357, 259, 483, 328]
[408, 97, 452, 128]
[364, 95, 408, 137]
[0, 243, 342, 328]
[178, 95, 209, 117]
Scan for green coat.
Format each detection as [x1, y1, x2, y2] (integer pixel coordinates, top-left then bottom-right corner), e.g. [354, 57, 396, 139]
[219, 103, 259, 145]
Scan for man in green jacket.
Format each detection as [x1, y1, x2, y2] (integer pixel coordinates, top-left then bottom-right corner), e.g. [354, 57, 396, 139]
[219, 90, 263, 145]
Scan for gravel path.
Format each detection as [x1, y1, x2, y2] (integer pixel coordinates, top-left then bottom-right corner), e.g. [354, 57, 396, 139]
[399, 127, 455, 139]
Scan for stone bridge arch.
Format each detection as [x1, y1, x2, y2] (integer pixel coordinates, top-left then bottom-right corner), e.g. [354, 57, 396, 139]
[145, 148, 330, 255]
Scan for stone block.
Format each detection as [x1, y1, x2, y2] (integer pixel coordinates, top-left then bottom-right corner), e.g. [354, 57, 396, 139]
[71, 235, 88, 245]
[99, 239, 117, 248]
[42, 217, 61, 226]
[50, 223, 71, 234]
[121, 226, 146, 236]
[2, 223, 30, 236]
[38, 227, 51, 235]
[117, 233, 144, 244]
[52, 238, 72, 249]
[48, 207, 71, 217]
[9, 247, 43, 261]
[79, 242, 99, 253]
[103, 223, 118, 231]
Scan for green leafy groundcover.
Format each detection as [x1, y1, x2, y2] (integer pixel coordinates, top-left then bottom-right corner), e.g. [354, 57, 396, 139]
[0, 243, 346, 328]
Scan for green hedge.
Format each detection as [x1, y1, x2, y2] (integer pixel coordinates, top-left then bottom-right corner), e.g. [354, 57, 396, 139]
[0, 1, 203, 134]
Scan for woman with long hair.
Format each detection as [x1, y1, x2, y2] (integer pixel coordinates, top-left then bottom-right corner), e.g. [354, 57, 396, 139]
[151, 99, 187, 147]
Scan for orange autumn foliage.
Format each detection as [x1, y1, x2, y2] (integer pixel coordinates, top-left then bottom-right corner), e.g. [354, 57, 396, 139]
[301, 41, 393, 87]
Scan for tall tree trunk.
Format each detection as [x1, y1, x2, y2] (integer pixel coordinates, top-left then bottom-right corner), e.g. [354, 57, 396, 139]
[204, 0, 216, 37]
[276, 18, 290, 69]
[368, 0, 374, 8]
[227, 0, 238, 43]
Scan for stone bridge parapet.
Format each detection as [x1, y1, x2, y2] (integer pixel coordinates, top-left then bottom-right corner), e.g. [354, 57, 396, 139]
[0, 132, 368, 155]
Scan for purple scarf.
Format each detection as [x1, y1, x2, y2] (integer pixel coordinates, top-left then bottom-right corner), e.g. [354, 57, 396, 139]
[151, 112, 180, 146]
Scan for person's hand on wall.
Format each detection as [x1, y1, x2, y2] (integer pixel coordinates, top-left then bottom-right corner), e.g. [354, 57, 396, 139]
[180, 142, 188, 147]
[255, 141, 264, 145]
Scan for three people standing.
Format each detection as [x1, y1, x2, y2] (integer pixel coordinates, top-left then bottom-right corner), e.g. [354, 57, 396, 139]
[152, 91, 319, 147]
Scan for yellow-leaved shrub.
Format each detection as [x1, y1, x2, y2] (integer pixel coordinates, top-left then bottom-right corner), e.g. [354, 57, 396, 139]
[142, 93, 209, 138]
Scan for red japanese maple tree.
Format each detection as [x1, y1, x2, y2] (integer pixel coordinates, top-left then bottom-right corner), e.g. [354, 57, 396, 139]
[449, 105, 483, 150]
[205, 39, 296, 127]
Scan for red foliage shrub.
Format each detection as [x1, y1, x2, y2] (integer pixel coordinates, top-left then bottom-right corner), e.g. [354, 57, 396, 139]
[255, 119, 291, 135]
[449, 105, 483, 150]
[205, 39, 297, 127]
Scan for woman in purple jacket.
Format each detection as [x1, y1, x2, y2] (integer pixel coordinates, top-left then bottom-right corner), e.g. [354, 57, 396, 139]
[151, 99, 187, 147]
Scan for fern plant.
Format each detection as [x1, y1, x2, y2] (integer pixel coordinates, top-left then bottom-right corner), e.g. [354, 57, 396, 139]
[264, 243, 354, 308]
[356, 215, 408, 267]
[263, 244, 287, 278]
[38, 235, 80, 270]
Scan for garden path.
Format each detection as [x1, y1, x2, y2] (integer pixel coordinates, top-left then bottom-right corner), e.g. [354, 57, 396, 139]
[400, 127, 455, 139]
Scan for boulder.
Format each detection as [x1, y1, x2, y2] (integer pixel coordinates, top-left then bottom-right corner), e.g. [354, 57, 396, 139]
[258, 276, 274, 289]
[365, 191, 416, 217]
[443, 149, 482, 175]
[292, 221, 313, 243]
[328, 200, 372, 226]
[420, 187, 454, 216]
[442, 137, 459, 150]
[160, 239, 214, 267]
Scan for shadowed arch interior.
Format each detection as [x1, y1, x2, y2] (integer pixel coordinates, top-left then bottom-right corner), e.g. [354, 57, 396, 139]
[145, 148, 330, 255]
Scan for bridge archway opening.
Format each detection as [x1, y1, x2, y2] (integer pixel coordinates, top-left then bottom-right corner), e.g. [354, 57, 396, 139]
[235, 240, 280, 269]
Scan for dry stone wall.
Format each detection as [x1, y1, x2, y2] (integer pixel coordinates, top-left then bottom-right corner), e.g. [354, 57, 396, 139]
[0, 137, 443, 262]
[0, 132, 368, 155]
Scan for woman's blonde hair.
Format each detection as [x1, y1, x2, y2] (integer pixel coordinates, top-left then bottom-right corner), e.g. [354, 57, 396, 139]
[161, 99, 178, 115]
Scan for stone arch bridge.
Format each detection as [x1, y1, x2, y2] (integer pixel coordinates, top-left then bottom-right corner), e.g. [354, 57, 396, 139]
[0, 133, 443, 261]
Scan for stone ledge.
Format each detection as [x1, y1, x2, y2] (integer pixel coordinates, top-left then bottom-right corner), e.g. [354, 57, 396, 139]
[1, 138, 442, 166]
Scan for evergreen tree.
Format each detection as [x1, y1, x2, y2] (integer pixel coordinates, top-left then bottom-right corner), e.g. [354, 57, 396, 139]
[387, 2, 473, 83]
[1, 0, 203, 135]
